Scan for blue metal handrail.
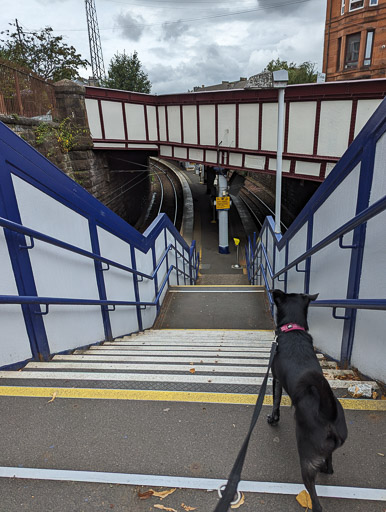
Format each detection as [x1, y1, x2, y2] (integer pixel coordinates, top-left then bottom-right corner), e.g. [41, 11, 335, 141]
[273, 195, 386, 280]
[247, 195, 386, 313]
[0, 216, 197, 283]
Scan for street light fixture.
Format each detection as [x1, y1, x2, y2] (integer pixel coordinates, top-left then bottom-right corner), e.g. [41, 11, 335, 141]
[273, 69, 289, 234]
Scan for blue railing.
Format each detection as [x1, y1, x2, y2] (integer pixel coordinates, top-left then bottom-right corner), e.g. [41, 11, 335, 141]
[245, 98, 386, 376]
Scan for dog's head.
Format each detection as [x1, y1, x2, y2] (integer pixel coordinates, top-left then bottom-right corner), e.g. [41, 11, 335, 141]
[272, 289, 318, 330]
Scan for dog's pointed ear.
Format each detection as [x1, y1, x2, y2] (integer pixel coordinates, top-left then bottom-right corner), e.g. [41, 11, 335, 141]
[307, 293, 319, 302]
[272, 289, 285, 305]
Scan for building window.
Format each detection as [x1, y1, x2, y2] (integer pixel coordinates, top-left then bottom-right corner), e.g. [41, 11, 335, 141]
[364, 30, 374, 66]
[337, 37, 342, 70]
[341, 0, 345, 14]
[369, 0, 378, 5]
[345, 33, 361, 68]
[349, 0, 364, 10]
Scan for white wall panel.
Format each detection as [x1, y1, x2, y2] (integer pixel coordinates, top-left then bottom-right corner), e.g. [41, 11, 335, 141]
[287, 223, 308, 293]
[239, 103, 259, 150]
[183, 105, 198, 145]
[245, 154, 265, 170]
[125, 103, 146, 140]
[261, 103, 279, 152]
[317, 100, 352, 157]
[155, 230, 168, 306]
[97, 227, 138, 338]
[174, 147, 187, 159]
[312, 164, 360, 244]
[160, 145, 172, 157]
[101, 101, 125, 140]
[199, 105, 215, 146]
[269, 158, 291, 173]
[0, 229, 32, 367]
[287, 101, 316, 155]
[158, 106, 167, 141]
[135, 247, 157, 330]
[147, 105, 158, 141]
[189, 149, 204, 161]
[166, 230, 178, 286]
[12, 175, 104, 353]
[85, 98, 102, 139]
[308, 308, 344, 362]
[352, 310, 385, 381]
[218, 104, 236, 148]
[354, 99, 382, 138]
[167, 105, 181, 143]
[295, 161, 320, 176]
[229, 153, 242, 167]
[206, 150, 217, 163]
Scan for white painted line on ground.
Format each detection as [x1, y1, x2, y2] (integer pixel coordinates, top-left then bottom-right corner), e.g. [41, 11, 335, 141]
[106, 342, 274, 347]
[0, 467, 384, 501]
[53, 355, 271, 365]
[0, 370, 370, 388]
[168, 289, 265, 293]
[25, 362, 269, 374]
[96, 342, 271, 354]
[0, 371, 268, 385]
[75, 350, 272, 357]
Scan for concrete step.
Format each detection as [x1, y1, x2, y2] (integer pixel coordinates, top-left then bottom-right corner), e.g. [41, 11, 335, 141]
[0, 328, 377, 394]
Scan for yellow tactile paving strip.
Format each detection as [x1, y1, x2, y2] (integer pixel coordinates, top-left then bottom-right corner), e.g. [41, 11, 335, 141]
[0, 386, 385, 411]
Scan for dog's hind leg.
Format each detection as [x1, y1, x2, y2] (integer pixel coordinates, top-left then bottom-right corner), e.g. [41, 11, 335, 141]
[300, 462, 323, 512]
[267, 378, 282, 425]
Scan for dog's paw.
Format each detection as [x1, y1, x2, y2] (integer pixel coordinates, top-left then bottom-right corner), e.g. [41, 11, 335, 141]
[267, 414, 280, 426]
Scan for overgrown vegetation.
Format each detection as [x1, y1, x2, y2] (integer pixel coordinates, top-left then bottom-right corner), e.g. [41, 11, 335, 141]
[102, 51, 151, 93]
[34, 117, 89, 153]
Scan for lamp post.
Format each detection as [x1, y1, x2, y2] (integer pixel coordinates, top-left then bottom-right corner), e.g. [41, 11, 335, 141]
[272, 70, 288, 234]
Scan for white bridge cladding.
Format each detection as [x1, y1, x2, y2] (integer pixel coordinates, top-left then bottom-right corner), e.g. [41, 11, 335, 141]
[85, 80, 385, 182]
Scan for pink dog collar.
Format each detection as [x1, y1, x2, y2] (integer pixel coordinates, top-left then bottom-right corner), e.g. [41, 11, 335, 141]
[280, 323, 306, 333]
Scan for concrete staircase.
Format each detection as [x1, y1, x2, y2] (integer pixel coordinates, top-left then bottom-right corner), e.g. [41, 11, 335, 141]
[0, 329, 376, 397]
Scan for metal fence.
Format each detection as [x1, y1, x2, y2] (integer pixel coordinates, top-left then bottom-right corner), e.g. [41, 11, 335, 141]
[0, 59, 55, 118]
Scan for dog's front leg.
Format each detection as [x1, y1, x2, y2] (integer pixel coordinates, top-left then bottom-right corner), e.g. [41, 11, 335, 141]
[320, 454, 334, 474]
[300, 462, 323, 512]
[267, 378, 282, 425]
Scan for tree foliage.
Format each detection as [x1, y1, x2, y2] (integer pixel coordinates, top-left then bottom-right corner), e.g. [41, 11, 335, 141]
[264, 58, 317, 84]
[103, 51, 151, 93]
[0, 22, 89, 81]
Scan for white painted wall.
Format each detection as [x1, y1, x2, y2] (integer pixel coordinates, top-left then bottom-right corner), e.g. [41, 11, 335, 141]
[218, 104, 236, 148]
[85, 98, 102, 139]
[0, 229, 32, 367]
[135, 246, 157, 330]
[125, 103, 146, 140]
[183, 105, 198, 145]
[287, 101, 316, 155]
[239, 103, 259, 150]
[158, 106, 167, 141]
[317, 100, 352, 157]
[199, 105, 215, 146]
[167, 106, 181, 143]
[97, 227, 138, 337]
[101, 101, 125, 140]
[12, 175, 105, 354]
[146, 105, 158, 141]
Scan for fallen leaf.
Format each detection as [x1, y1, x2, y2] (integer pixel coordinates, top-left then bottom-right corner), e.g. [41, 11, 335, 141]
[372, 391, 378, 400]
[181, 504, 197, 511]
[138, 490, 154, 500]
[47, 392, 57, 403]
[150, 489, 176, 500]
[377, 453, 384, 456]
[296, 490, 312, 509]
[231, 492, 245, 509]
[381, 395, 386, 400]
[189, 368, 196, 374]
[153, 505, 177, 512]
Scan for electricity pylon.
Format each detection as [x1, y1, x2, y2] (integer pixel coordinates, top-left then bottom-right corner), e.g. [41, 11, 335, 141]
[85, 0, 105, 84]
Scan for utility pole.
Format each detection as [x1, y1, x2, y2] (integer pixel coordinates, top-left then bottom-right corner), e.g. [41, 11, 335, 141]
[84, 0, 105, 84]
[15, 19, 23, 46]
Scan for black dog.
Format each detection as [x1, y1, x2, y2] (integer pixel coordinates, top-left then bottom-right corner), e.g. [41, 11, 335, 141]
[268, 290, 347, 512]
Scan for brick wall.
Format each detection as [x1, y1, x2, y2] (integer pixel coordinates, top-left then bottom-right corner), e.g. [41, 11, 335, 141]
[324, 0, 386, 81]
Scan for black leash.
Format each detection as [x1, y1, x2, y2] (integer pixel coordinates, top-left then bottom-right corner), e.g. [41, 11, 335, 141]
[213, 340, 278, 512]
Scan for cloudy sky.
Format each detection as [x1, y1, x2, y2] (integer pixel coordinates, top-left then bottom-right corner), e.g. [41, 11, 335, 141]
[0, 0, 327, 94]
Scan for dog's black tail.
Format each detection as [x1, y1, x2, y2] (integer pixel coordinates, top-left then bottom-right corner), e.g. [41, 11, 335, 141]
[292, 371, 337, 422]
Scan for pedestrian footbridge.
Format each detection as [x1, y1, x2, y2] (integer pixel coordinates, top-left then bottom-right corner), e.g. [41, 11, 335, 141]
[0, 90, 385, 511]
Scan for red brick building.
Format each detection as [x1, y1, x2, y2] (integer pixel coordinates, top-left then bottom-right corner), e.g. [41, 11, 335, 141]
[323, 0, 386, 81]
